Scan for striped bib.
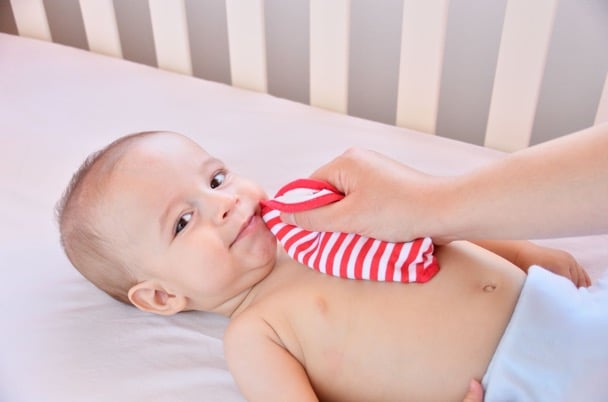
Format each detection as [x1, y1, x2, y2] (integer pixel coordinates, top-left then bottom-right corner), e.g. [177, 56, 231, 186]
[261, 179, 439, 283]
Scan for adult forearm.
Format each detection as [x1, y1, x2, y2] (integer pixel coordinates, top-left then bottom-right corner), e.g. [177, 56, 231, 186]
[435, 123, 608, 241]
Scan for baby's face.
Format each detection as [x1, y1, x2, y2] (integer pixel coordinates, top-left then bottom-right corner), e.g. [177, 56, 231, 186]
[103, 132, 277, 312]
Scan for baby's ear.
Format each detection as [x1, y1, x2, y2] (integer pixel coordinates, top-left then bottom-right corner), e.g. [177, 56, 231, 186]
[128, 281, 187, 315]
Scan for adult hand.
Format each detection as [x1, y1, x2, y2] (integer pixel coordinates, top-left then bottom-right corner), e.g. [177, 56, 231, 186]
[281, 147, 447, 243]
[462, 380, 484, 402]
[283, 123, 608, 243]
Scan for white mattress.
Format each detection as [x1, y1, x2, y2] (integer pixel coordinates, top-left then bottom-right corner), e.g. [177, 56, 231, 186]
[1, 33, 606, 402]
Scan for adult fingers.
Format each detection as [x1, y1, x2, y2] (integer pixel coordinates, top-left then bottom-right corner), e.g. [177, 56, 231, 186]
[280, 196, 360, 234]
[280, 148, 370, 233]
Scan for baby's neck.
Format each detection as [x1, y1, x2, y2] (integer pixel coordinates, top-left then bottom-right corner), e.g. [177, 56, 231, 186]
[228, 248, 297, 318]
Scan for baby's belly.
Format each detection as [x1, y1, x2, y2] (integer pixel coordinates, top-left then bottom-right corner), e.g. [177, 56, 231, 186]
[291, 241, 526, 402]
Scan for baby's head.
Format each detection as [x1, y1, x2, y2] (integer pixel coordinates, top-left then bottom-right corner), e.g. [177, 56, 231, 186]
[57, 131, 277, 316]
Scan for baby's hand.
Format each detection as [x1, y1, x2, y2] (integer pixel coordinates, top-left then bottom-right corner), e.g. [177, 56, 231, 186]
[515, 243, 591, 287]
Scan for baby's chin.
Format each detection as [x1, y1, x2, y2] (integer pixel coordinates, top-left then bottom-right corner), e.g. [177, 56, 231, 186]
[255, 224, 280, 259]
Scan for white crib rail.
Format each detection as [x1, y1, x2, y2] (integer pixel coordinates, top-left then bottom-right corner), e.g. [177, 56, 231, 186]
[79, 0, 122, 57]
[6, 0, 608, 152]
[309, 0, 349, 114]
[9, 0, 51, 42]
[484, 0, 558, 152]
[148, 0, 192, 75]
[395, 0, 449, 135]
[596, 72, 608, 125]
[225, 0, 267, 93]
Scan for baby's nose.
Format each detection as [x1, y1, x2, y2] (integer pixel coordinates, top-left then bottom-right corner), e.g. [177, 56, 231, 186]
[214, 193, 239, 224]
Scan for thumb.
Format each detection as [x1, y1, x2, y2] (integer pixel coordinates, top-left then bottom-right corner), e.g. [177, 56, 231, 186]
[462, 380, 484, 402]
[281, 201, 351, 233]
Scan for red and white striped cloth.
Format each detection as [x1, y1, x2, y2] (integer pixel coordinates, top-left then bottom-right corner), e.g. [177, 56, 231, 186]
[261, 179, 439, 283]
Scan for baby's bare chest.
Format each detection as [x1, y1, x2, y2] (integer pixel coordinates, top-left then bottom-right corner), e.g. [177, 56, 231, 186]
[258, 283, 448, 397]
[254, 270, 513, 401]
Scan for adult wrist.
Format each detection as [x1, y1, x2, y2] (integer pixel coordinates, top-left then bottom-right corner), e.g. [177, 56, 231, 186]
[426, 175, 469, 243]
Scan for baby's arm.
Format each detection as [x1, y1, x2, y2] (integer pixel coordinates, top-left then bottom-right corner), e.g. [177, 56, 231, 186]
[224, 315, 319, 402]
[471, 239, 591, 287]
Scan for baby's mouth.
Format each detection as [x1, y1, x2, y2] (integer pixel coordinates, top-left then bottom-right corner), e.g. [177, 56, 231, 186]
[230, 215, 255, 247]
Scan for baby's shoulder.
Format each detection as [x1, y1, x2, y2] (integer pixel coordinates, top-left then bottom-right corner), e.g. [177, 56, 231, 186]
[225, 304, 282, 346]
[225, 286, 308, 356]
[224, 307, 290, 365]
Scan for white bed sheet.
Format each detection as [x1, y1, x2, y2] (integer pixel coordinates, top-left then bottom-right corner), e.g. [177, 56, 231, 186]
[1, 33, 606, 402]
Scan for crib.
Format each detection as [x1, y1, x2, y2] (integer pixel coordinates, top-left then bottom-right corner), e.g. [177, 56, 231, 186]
[3, 0, 607, 150]
[1, 1, 607, 401]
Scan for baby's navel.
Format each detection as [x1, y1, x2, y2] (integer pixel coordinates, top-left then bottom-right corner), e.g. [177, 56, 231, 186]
[483, 283, 497, 292]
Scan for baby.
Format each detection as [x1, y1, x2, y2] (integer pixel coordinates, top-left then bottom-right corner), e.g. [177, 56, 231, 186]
[57, 131, 592, 401]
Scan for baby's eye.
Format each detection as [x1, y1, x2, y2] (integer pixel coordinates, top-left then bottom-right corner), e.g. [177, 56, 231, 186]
[210, 171, 226, 189]
[175, 212, 192, 236]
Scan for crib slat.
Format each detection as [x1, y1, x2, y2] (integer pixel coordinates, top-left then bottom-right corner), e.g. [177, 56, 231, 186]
[10, 0, 52, 41]
[348, 0, 403, 125]
[484, 0, 558, 152]
[42, 0, 88, 50]
[435, 0, 507, 147]
[148, 0, 192, 75]
[225, 0, 267, 92]
[395, 0, 449, 134]
[596, 73, 608, 125]
[79, 0, 122, 57]
[184, 0, 231, 84]
[0, 1, 18, 35]
[113, 0, 158, 67]
[265, 0, 309, 104]
[309, 0, 350, 114]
